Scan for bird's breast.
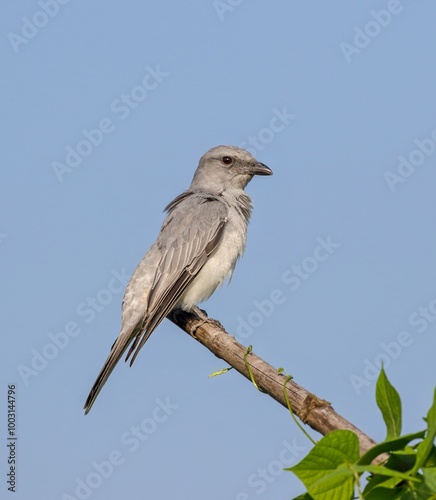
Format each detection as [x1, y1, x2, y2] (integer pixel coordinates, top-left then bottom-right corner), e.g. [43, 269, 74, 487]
[177, 211, 248, 309]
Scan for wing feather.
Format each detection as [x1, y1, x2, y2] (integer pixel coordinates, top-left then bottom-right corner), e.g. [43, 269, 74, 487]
[84, 194, 228, 413]
[127, 214, 227, 365]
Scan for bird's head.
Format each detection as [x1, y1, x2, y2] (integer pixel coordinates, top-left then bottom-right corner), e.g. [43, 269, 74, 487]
[190, 145, 272, 192]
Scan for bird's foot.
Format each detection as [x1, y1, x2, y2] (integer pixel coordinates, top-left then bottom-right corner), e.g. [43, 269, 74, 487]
[190, 306, 224, 335]
[191, 305, 208, 321]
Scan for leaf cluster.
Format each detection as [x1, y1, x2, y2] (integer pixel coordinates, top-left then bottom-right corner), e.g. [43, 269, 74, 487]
[288, 368, 436, 499]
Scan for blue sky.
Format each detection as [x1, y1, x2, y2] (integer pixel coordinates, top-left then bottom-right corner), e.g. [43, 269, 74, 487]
[2, 1, 436, 499]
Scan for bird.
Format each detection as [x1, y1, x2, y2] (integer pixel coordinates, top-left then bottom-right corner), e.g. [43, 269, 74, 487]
[84, 145, 272, 414]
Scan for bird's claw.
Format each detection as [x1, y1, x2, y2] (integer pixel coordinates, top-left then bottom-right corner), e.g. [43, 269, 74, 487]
[190, 306, 224, 335]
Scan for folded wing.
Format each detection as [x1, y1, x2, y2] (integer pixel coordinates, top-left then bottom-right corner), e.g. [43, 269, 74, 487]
[84, 195, 227, 413]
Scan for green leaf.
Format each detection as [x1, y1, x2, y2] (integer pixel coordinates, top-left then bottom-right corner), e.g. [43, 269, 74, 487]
[423, 467, 436, 492]
[365, 473, 436, 500]
[355, 464, 418, 482]
[364, 473, 404, 497]
[413, 388, 436, 473]
[412, 475, 436, 500]
[384, 449, 417, 473]
[289, 430, 359, 500]
[358, 431, 425, 466]
[364, 487, 405, 500]
[308, 464, 355, 500]
[363, 450, 420, 496]
[425, 446, 436, 468]
[376, 366, 402, 439]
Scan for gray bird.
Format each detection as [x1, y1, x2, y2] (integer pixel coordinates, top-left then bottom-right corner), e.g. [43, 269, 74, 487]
[84, 145, 272, 414]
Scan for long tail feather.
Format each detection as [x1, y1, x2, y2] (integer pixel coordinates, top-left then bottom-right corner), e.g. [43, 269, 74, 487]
[84, 329, 137, 414]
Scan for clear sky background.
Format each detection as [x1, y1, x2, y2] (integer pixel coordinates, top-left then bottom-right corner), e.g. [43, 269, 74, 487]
[2, 1, 436, 499]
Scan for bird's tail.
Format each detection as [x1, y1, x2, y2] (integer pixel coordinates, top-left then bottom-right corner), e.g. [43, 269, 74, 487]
[84, 328, 138, 414]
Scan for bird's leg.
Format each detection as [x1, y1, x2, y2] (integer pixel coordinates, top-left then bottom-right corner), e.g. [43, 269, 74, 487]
[189, 305, 208, 336]
[190, 305, 224, 334]
[191, 305, 208, 321]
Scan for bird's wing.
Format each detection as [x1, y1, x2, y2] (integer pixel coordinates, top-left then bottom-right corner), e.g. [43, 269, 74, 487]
[84, 195, 227, 414]
[126, 196, 228, 364]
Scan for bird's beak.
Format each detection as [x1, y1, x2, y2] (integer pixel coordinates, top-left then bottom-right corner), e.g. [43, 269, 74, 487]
[250, 162, 273, 176]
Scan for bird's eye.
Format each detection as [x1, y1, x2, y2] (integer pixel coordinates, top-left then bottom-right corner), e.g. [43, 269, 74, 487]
[222, 156, 233, 165]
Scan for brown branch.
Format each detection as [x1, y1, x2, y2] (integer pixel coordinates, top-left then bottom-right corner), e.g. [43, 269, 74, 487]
[168, 309, 380, 459]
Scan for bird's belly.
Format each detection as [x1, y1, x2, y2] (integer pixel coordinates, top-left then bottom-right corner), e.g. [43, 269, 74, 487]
[177, 222, 246, 309]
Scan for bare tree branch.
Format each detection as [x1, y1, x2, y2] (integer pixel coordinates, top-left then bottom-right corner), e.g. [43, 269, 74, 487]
[168, 309, 379, 458]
